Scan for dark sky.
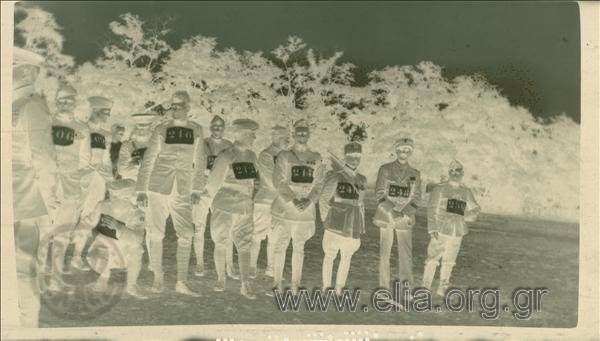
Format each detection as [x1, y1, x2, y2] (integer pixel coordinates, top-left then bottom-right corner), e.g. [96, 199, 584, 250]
[18, 1, 580, 122]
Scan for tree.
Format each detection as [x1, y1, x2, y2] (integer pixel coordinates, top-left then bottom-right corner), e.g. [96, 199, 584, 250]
[14, 5, 75, 77]
[14, 8, 580, 221]
[102, 13, 172, 73]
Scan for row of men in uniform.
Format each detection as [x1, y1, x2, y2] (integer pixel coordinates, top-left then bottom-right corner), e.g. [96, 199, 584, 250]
[11, 47, 481, 327]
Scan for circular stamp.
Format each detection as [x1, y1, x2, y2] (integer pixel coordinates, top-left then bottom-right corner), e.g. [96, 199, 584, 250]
[35, 223, 127, 321]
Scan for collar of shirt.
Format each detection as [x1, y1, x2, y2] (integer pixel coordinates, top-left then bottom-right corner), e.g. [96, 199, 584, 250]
[395, 159, 409, 168]
[293, 144, 308, 153]
[173, 118, 188, 126]
[344, 164, 357, 176]
[448, 180, 460, 188]
[210, 136, 222, 141]
[234, 142, 250, 152]
[55, 112, 74, 123]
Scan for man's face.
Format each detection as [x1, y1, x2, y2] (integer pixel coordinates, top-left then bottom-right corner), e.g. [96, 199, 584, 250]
[396, 146, 413, 161]
[170, 98, 190, 120]
[91, 108, 111, 123]
[293, 129, 310, 145]
[449, 169, 464, 182]
[56, 95, 76, 113]
[210, 122, 225, 138]
[273, 134, 290, 149]
[344, 153, 362, 169]
[133, 124, 153, 142]
[237, 130, 257, 147]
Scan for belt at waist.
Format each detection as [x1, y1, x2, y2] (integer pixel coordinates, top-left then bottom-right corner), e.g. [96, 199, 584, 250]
[221, 183, 253, 197]
[333, 197, 364, 207]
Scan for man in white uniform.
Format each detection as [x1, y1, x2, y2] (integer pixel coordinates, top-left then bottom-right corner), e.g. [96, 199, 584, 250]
[118, 112, 157, 278]
[136, 91, 206, 296]
[268, 119, 324, 295]
[423, 160, 481, 296]
[11, 48, 58, 327]
[205, 119, 260, 299]
[51, 84, 91, 232]
[319, 142, 366, 293]
[192, 115, 235, 278]
[80, 96, 114, 218]
[251, 125, 289, 279]
[373, 137, 421, 289]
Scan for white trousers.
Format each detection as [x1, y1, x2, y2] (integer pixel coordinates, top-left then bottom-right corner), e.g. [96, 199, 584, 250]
[379, 227, 414, 288]
[193, 197, 236, 273]
[271, 219, 315, 287]
[52, 199, 80, 232]
[14, 217, 43, 328]
[422, 233, 464, 289]
[322, 230, 360, 290]
[192, 195, 210, 270]
[210, 208, 253, 284]
[250, 203, 275, 274]
[145, 190, 193, 282]
[80, 172, 107, 219]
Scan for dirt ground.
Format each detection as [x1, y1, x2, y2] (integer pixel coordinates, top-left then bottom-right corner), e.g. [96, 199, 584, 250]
[39, 208, 579, 328]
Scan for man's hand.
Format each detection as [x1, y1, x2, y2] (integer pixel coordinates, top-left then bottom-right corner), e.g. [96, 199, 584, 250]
[137, 193, 148, 208]
[103, 215, 123, 231]
[430, 232, 439, 240]
[297, 198, 312, 211]
[292, 198, 303, 210]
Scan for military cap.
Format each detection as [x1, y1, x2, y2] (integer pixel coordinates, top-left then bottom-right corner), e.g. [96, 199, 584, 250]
[449, 159, 464, 173]
[232, 118, 259, 131]
[56, 84, 77, 99]
[13, 47, 44, 66]
[344, 142, 362, 155]
[210, 115, 225, 126]
[271, 125, 288, 136]
[393, 137, 414, 150]
[293, 119, 309, 132]
[88, 96, 113, 109]
[132, 112, 158, 125]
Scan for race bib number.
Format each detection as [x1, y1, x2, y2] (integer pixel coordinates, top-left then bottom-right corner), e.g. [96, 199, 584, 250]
[207, 155, 217, 170]
[131, 147, 147, 161]
[90, 132, 106, 149]
[52, 126, 75, 146]
[291, 165, 314, 183]
[94, 214, 125, 240]
[389, 185, 410, 198]
[232, 162, 257, 180]
[165, 127, 194, 144]
[446, 198, 467, 216]
[336, 182, 359, 200]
